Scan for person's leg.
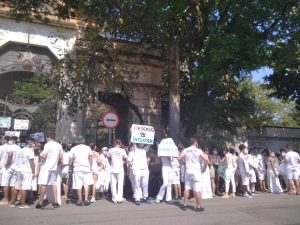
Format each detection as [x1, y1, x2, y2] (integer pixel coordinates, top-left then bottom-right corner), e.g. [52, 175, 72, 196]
[10, 186, 17, 203]
[84, 185, 89, 202]
[141, 170, 149, 200]
[51, 185, 58, 204]
[194, 191, 202, 208]
[117, 173, 124, 202]
[20, 190, 27, 205]
[62, 178, 68, 198]
[183, 188, 190, 206]
[222, 180, 230, 198]
[91, 173, 98, 201]
[110, 173, 117, 202]
[1, 186, 9, 203]
[156, 167, 168, 201]
[38, 185, 47, 205]
[77, 188, 82, 202]
[231, 175, 236, 197]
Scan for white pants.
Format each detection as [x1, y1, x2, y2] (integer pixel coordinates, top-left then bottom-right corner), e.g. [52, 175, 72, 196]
[110, 172, 124, 202]
[156, 166, 173, 201]
[225, 175, 236, 193]
[133, 169, 149, 200]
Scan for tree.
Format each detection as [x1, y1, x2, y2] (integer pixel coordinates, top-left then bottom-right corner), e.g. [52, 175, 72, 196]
[3, 0, 299, 140]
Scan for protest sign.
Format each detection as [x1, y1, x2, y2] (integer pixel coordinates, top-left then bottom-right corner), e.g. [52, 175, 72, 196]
[14, 119, 29, 130]
[30, 132, 45, 142]
[5, 131, 20, 137]
[158, 138, 179, 157]
[0, 117, 11, 128]
[130, 124, 155, 144]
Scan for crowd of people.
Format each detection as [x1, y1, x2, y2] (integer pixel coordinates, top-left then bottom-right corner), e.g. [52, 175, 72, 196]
[0, 132, 299, 212]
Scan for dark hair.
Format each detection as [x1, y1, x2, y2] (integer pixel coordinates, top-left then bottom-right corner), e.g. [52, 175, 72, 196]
[239, 144, 246, 151]
[115, 139, 122, 146]
[190, 137, 198, 146]
[89, 143, 96, 150]
[4, 136, 9, 142]
[229, 148, 235, 155]
[46, 132, 55, 140]
[11, 136, 18, 142]
[264, 148, 271, 157]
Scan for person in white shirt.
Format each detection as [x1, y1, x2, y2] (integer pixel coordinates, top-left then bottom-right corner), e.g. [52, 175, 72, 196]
[14, 138, 35, 208]
[155, 156, 174, 203]
[107, 139, 128, 203]
[61, 144, 71, 199]
[256, 148, 267, 191]
[171, 156, 181, 199]
[69, 136, 93, 206]
[1, 136, 20, 206]
[284, 145, 300, 195]
[36, 132, 63, 209]
[238, 144, 252, 198]
[178, 138, 209, 212]
[128, 143, 151, 205]
[0, 136, 9, 205]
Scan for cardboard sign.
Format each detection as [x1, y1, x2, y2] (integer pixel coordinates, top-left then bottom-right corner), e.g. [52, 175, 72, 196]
[0, 117, 11, 128]
[158, 138, 179, 157]
[14, 119, 29, 130]
[30, 132, 45, 142]
[5, 131, 20, 137]
[131, 124, 155, 144]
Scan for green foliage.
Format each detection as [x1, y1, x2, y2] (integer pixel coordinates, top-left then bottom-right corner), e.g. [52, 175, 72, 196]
[12, 73, 55, 104]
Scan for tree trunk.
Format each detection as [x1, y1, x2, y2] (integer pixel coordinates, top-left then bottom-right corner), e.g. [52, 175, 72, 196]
[168, 40, 180, 143]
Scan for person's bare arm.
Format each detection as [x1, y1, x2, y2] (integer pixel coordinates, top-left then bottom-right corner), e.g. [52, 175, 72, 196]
[29, 158, 35, 179]
[178, 151, 185, 161]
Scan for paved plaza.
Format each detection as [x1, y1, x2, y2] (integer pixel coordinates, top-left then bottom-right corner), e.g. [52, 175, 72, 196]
[0, 193, 299, 225]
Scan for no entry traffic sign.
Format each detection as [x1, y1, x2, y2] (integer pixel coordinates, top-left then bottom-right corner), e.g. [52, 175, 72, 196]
[101, 112, 120, 128]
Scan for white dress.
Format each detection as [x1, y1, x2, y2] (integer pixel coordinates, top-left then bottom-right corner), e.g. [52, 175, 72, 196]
[201, 164, 212, 199]
[266, 161, 283, 194]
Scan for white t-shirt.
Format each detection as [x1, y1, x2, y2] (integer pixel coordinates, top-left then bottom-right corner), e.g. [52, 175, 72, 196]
[62, 151, 70, 165]
[128, 145, 149, 170]
[40, 141, 63, 171]
[9, 144, 22, 170]
[14, 147, 34, 172]
[182, 146, 203, 171]
[107, 147, 127, 173]
[171, 157, 180, 170]
[285, 151, 300, 169]
[0, 143, 9, 169]
[238, 152, 250, 173]
[69, 144, 92, 172]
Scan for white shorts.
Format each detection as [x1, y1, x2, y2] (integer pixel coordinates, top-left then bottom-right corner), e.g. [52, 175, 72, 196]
[172, 170, 180, 185]
[241, 172, 250, 186]
[38, 170, 58, 185]
[1, 168, 17, 187]
[185, 171, 202, 192]
[15, 171, 32, 190]
[257, 169, 265, 180]
[249, 172, 257, 183]
[72, 171, 93, 189]
[61, 165, 69, 179]
[287, 167, 300, 180]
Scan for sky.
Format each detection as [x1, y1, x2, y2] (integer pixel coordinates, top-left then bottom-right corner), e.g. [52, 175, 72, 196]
[251, 67, 273, 82]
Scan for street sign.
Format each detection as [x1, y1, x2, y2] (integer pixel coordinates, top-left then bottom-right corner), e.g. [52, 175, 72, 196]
[0, 117, 11, 128]
[14, 119, 29, 130]
[101, 112, 120, 128]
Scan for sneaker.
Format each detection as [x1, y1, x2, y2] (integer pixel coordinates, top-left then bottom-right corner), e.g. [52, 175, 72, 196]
[83, 201, 90, 206]
[252, 191, 259, 195]
[155, 198, 161, 204]
[53, 203, 60, 208]
[243, 193, 252, 199]
[195, 207, 204, 212]
[0, 200, 8, 205]
[76, 201, 84, 206]
[135, 200, 141, 206]
[143, 198, 151, 204]
[181, 205, 187, 211]
[35, 203, 45, 209]
[90, 197, 96, 203]
[19, 205, 30, 209]
[9, 202, 16, 208]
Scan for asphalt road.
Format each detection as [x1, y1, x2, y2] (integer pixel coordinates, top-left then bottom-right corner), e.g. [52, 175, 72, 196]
[0, 193, 300, 225]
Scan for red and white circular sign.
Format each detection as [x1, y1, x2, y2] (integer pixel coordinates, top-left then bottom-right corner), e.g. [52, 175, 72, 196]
[101, 112, 120, 128]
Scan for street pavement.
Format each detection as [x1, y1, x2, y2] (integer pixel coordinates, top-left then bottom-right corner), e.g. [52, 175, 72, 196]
[0, 193, 300, 225]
